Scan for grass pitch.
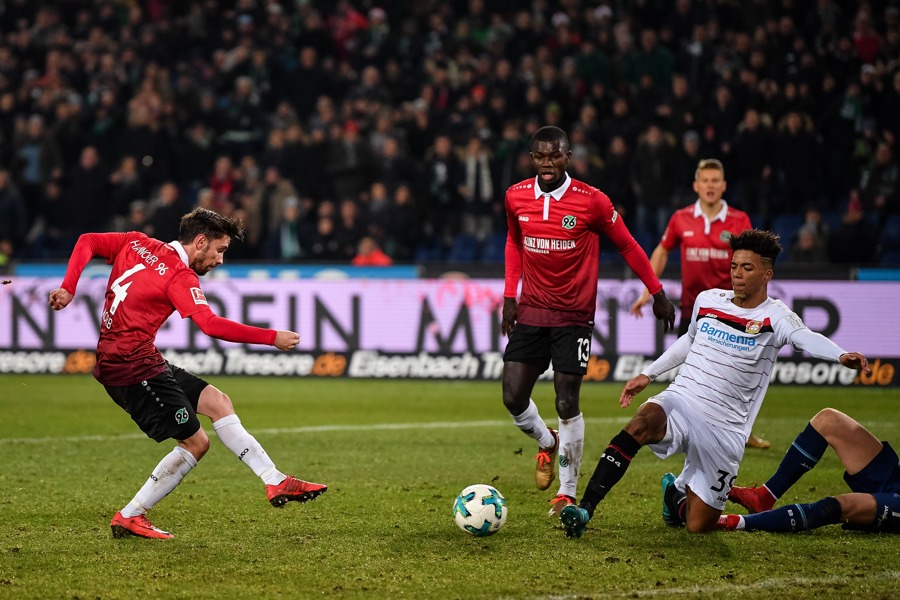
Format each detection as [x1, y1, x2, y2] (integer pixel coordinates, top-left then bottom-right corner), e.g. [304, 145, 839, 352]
[0, 375, 897, 599]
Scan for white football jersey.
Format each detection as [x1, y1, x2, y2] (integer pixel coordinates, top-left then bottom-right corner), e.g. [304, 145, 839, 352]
[660, 289, 820, 436]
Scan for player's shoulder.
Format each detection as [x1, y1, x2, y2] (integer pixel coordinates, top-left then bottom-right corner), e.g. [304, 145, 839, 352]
[726, 205, 752, 222]
[566, 177, 606, 199]
[766, 298, 796, 316]
[698, 288, 731, 304]
[507, 178, 536, 195]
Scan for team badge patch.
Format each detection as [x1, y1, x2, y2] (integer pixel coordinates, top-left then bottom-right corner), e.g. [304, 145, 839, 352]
[175, 408, 189, 425]
[611, 209, 618, 223]
[720, 230, 733, 242]
[745, 320, 763, 334]
[562, 215, 576, 229]
[190, 287, 208, 305]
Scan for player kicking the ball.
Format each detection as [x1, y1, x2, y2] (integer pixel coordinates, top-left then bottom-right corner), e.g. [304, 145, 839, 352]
[560, 229, 869, 536]
[49, 208, 326, 539]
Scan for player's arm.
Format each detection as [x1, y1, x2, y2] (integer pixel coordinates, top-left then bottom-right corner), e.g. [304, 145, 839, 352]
[50, 232, 132, 310]
[597, 198, 675, 331]
[788, 328, 870, 374]
[619, 332, 693, 407]
[190, 309, 299, 351]
[630, 244, 670, 317]
[502, 191, 522, 336]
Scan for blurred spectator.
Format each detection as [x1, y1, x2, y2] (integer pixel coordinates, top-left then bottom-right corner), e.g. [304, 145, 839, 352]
[265, 196, 309, 261]
[147, 182, 185, 242]
[859, 141, 899, 227]
[774, 112, 821, 212]
[828, 193, 878, 264]
[459, 136, 496, 243]
[732, 109, 773, 221]
[631, 124, 676, 238]
[109, 155, 148, 223]
[352, 236, 393, 266]
[0, 169, 26, 249]
[787, 223, 830, 265]
[422, 134, 462, 245]
[68, 146, 110, 232]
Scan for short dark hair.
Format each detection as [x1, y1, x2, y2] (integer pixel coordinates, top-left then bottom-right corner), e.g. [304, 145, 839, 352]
[178, 207, 244, 244]
[531, 126, 569, 150]
[729, 228, 782, 265]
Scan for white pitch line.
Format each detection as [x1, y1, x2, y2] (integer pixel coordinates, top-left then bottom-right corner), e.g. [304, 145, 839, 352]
[0, 417, 632, 445]
[530, 570, 900, 599]
[2, 416, 896, 446]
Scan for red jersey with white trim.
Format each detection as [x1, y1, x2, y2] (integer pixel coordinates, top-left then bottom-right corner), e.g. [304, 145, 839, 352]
[66, 232, 216, 386]
[660, 202, 752, 319]
[504, 175, 662, 327]
[668, 289, 807, 436]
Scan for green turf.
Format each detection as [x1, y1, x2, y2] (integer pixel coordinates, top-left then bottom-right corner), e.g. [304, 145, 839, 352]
[0, 375, 897, 599]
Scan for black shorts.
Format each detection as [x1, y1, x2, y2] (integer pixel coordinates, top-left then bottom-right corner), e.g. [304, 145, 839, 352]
[503, 324, 593, 375]
[104, 362, 209, 443]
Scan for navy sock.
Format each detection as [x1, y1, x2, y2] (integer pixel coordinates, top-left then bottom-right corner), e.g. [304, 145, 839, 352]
[765, 422, 829, 499]
[580, 430, 641, 517]
[743, 497, 842, 532]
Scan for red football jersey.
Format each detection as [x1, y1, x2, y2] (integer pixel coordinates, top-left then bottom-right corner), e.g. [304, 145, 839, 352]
[504, 175, 662, 327]
[660, 201, 752, 319]
[62, 232, 217, 385]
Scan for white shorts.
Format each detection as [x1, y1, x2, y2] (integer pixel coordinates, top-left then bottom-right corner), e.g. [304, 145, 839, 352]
[645, 390, 746, 510]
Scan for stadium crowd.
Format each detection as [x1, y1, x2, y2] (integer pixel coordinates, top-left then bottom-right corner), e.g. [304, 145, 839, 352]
[0, 0, 898, 268]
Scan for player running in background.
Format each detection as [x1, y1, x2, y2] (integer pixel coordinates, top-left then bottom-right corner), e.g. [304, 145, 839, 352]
[49, 208, 326, 539]
[629, 158, 769, 449]
[501, 125, 676, 516]
[559, 229, 869, 536]
[719, 408, 899, 533]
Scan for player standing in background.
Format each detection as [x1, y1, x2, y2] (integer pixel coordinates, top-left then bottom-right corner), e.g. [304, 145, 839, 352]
[501, 126, 676, 516]
[560, 229, 869, 537]
[48, 208, 326, 539]
[629, 159, 769, 449]
[720, 408, 899, 534]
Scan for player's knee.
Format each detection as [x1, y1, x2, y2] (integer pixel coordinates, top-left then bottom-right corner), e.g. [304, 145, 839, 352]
[201, 387, 235, 420]
[555, 395, 579, 418]
[810, 408, 847, 439]
[182, 429, 210, 460]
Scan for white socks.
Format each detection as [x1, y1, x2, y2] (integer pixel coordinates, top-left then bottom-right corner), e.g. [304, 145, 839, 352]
[556, 413, 584, 499]
[212, 414, 285, 486]
[120, 446, 197, 518]
[510, 399, 556, 449]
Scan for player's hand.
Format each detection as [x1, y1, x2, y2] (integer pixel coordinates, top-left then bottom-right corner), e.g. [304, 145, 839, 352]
[630, 290, 651, 318]
[48, 288, 73, 311]
[274, 330, 300, 352]
[500, 298, 518, 336]
[839, 352, 870, 375]
[651, 290, 676, 333]
[619, 374, 651, 408]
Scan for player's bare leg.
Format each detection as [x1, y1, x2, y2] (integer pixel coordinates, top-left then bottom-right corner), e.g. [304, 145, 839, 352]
[502, 362, 557, 489]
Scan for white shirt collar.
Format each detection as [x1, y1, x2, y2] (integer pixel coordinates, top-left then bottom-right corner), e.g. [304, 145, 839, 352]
[533, 173, 572, 200]
[692, 199, 728, 223]
[169, 241, 190, 267]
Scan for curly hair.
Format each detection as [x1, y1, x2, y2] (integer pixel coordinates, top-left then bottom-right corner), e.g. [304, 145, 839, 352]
[729, 228, 782, 266]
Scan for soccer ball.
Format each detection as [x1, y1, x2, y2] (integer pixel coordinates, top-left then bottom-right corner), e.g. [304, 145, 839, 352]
[453, 484, 507, 536]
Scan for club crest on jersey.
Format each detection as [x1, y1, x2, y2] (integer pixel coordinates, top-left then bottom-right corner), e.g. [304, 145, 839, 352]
[720, 230, 733, 242]
[745, 320, 763, 334]
[562, 215, 576, 229]
[190, 287, 208, 305]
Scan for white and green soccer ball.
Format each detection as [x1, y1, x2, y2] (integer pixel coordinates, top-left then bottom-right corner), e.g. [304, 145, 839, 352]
[453, 484, 507, 536]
